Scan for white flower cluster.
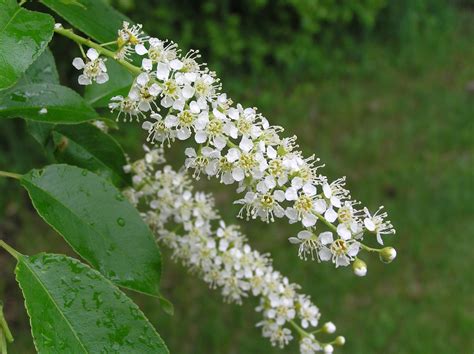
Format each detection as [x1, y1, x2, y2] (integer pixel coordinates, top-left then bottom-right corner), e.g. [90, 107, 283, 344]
[124, 147, 344, 353]
[106, 21, 397, 275]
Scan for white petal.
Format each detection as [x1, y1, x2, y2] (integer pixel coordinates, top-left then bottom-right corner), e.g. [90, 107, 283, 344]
[78, 75, 91, 85]
[267, 146, 277, 159]
[273, 190, 285, 202]
[142, 58, 153, 71]
[319, 248, 332, 261]
[232, 168, 245, 181]
[331, 196, 341, 208]
[86, 48, 99, 60]
[285, 188, 298, 201]
[298, 230, 312, 240]
[288, 237, 301, 244]
[182, 85, 195, 99]
[177, 128, 191, 140]
[337, 224, 351, 240]
[72, 57, 85, 70]
[170, 58, 183, 70]
[96, 73, 109, 84]
[156, 62, 170, 80]
[302, 213, 317, 227]
[347, 243, 360, 257]
[239, 136, 253, 152]
[323, 183, 332, 198]
[364, 218, 376, 231]
[313, 199, 327, 214]
[190, 101, 200, 114]
[195, 131, 208, 144]
[137, 72, 149, 86]
[135, 43, 148, 55]
[173, 99, 185, 111]
[185, 147, 197, 157]
[318, 231, 333, 245]
[324, 207, 337, 223]
[226, 148, 241, 162]
[149, 83, 161, 96]
[213, 136, 227, 150]
[303, 183, 317, 196]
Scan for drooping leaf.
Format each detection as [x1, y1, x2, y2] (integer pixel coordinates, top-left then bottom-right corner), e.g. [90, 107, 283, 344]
[0, 0, 55, 90]
[0, 83, 98, 123]
[16, 253, 168, 353]
[84, 59, 132, 108]
[20, 164, 161, 296]
[18, 48, 60, 85]
[52, 123, 131, 187]
[40, 0, 129, 42]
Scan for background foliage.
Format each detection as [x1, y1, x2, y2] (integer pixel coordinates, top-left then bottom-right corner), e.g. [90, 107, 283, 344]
[1, 0, 473, 353]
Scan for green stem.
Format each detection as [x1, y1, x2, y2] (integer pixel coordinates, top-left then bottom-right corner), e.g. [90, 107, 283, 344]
[0, 305, 13, 345]
[0, 330, 6, 354]
[54, 28, 141, 75]
[289, 320, 309, 338]
[0, 241, 21, 260]
[0, 171, 20, 180]
[313, 211, 337, 233]
[100, 40, 118, 47]
[360, 243, 380, 253]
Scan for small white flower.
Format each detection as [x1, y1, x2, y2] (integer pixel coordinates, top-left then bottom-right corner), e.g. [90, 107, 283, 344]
[72, 48, 108, 85]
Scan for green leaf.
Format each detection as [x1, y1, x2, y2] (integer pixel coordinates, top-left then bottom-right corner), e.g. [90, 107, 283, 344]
[26, 120, 54, 147]
[19, 49, 58, 155]
[15, 253, 168, 353]
[20, 164, 161, 296]
[40, 0, 130, 42]
[0, 83, 99, 123]
[18, 48, 60, 85]
[52, 123, 131, 187]
[0, 0, 55, 90]
[84, 59, 132, 108]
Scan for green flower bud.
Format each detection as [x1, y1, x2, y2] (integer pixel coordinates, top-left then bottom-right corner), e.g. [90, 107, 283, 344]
[379, 247, 397, 263]
[334, 336, 346, 346]
[352, 258, 367, 277]
[322, 321, 336, 334]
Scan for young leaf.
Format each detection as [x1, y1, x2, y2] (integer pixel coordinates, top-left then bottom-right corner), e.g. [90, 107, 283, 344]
[40, 0, 130, 42]
[0, 0, 55, 90]
[52, 123, 131, 187]
[84, 59, 132, 108]
[15, 253, 168, 353]
[0, 83, 99, 123]
[20, 164, 161, 296]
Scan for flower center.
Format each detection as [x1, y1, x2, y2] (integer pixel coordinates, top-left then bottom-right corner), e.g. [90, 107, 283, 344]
[331, 239, 348, 255]
[178, 110, 194, 126]
[207, 119, 223, 136]
[239, 153, 257, 171]
[260, 194, 275, 209]
[294, 195, 313, 213]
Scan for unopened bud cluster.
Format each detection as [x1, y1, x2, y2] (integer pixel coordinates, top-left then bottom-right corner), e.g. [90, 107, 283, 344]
[124, 147, 342, 352]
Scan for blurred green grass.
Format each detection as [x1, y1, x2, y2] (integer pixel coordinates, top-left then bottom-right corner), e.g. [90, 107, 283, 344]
[1, 8, 473, 354]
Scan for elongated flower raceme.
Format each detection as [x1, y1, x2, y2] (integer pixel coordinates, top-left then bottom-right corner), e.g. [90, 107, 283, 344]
[60, 19, 399, 353]
[125, 147, 344, 353]
[99, 21, 397, 275]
